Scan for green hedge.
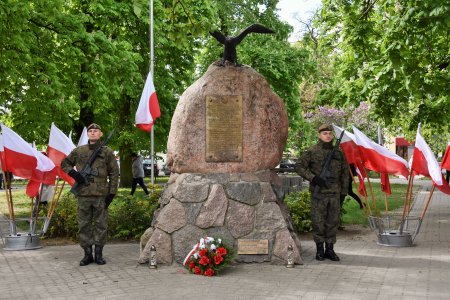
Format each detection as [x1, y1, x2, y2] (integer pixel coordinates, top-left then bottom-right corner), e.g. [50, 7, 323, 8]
[284, 190, 313, 233]
[46, 188, 160, 241]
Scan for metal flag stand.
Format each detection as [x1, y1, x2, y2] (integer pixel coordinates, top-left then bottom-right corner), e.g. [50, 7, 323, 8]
[1, 176, 65, 251]
[362, 127, 420, 247]
[367, 171, 432, 247]
[1, 173, 42, 250]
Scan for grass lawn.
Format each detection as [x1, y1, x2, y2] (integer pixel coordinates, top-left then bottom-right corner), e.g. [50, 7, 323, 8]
[341, 182, 419, 226]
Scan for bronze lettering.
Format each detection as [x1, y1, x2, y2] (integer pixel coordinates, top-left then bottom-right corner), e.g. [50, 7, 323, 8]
[205, 95, 243, 162]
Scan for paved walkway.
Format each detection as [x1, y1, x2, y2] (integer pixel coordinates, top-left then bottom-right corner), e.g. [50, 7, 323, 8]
[1, 180, 450, 299]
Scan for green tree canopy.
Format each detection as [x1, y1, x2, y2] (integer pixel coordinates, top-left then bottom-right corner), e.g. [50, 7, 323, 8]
[315, 0, 450, 135]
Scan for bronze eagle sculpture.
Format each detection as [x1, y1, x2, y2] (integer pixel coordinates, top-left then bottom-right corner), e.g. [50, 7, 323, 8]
[210, 24, 274, 66]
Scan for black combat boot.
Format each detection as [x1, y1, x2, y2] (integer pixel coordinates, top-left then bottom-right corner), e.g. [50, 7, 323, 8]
[94, 245, 106, 265]
[315, 242, 325, 261]
[324, 242, 340, 261]
[80, 246, 94, 266]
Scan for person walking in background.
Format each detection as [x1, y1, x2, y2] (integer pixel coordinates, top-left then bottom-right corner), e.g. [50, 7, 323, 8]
[61, 123, 119, 266]
[153, 163, 159, 180]
[343, 163, 364, 209]
[130, 153, 149, 196]
[295, 124, 349, 262]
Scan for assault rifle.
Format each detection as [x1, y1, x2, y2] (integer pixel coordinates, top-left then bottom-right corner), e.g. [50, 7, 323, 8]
[312, 129, 345, 197]
[70, 130, 114, 196]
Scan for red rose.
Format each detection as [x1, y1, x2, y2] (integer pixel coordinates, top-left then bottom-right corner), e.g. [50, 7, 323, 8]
[204, 268, 215, 277]
[199, 256, 210, 266]
[194, 266, 202, 275]
[214, 255, 224, 265]
[199, 249, 208, 257]
[189, 261, 196, 269]
[216, 247, 227, 256]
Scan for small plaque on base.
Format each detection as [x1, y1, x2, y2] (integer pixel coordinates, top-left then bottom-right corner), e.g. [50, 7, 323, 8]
[237, 239, 269, 255]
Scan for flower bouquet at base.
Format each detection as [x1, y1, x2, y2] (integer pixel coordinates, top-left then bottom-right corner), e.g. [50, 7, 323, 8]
[183, 237, 234, 276]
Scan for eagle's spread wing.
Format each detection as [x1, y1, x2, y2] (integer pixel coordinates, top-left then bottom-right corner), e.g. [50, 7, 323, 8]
[210, 31, 227, 44]
[233, 24, 274, 45]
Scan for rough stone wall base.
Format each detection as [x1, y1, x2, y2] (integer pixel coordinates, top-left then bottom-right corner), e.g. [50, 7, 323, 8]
[139, 171, 303, 266]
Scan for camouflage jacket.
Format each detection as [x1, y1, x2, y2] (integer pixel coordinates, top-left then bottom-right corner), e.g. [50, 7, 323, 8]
[61, 143, 119, 197]
[295, 140, 349, 195]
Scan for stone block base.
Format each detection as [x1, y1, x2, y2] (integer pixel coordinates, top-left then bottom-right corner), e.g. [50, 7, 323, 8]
[139, 171, 303, 266]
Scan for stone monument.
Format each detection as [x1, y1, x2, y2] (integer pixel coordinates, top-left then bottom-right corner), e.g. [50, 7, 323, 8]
[139, 61, 303, 265]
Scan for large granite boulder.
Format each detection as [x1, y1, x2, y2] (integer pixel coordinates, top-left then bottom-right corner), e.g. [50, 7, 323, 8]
[139, 63, 302, 266]
[166, 62, 288, 174]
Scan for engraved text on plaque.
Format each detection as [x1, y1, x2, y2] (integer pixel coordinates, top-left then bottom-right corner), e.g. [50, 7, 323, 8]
[205, 95, 243, 162]
[237, 239, 269, 255]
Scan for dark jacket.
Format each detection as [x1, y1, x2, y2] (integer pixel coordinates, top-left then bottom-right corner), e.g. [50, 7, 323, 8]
[295, 140, 349, 195]
[61, 143, 119, 197]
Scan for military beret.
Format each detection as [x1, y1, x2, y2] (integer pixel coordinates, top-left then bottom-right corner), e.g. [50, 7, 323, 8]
[318, 124, 333, 133]
[87, 123, 102, 131]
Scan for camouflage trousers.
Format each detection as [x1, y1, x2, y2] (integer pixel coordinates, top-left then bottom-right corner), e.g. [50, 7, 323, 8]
[310, 193, 341, 244]
[77, 196, 107, 248]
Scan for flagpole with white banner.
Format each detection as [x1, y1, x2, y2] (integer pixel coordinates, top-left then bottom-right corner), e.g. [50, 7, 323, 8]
[150, 0, 155, 186]
[136, 0, 160, 187]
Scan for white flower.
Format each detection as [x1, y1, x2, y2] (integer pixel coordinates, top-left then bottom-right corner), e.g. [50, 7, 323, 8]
[199, 244, 206, 249]
[199, 238, 205, 245]
[210, 244, 216, 250]
[218, 239, 222, 244]
[206, 237, 214, 243]
[193, 253, 198, 259]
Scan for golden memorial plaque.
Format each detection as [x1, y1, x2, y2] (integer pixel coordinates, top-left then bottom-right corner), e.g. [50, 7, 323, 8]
[237, 239, 269, 255]
[205, 95, 243, 162]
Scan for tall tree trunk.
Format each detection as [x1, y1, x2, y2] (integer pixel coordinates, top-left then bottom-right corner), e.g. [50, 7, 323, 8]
[118, 94, 133, 187]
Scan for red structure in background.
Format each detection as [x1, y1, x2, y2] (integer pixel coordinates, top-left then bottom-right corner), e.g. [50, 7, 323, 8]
[395, 137, 414, 160]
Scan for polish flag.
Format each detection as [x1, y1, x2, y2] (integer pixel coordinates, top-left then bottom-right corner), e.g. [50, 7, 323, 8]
[47, 123, 76, 185]
[353, 126, 410, 179]
[1, 124, 56, 197]
[26, 147, 58, 198]
[0, 134, 7, 171]
[380, 173, 392, 195]
[135, 72, 160, 132]
[332, 125, 363, 165]
[411, 128, 450, 194]
[77, 127, 88, 146]
[354, 163, 367, 197]
[441, 142, 450, 171]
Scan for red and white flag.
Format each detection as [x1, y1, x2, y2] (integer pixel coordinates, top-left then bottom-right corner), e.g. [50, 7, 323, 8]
[441, 142, 450, 171]
[380, 173, 391, 195]
[411, 127, 450, 194]
[0, 134, 7, 171]
[352, 126, 410, 179]
[135, 72, 160, 132]
[333, 124, 363, 165]
[77, 127, 88, 146]
[354, 163, 368, 197]
[47, 123, 76, 185]
[1, 124, 56, 197]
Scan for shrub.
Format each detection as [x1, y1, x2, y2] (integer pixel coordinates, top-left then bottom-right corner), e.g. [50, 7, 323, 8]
[46, 192, 78, 240]
[284, 190, 313, 232]
[46, 188, 160, 241]
[107, 191, 159, 240]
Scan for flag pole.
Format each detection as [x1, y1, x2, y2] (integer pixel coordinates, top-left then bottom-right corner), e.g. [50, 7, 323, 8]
[420, 185, 435, 220]
[149, 0, 155, 187]
[377, 126, 389, 215]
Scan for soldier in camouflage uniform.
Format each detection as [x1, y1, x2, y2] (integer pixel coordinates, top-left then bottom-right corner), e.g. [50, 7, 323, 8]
[295, 124, 349, 261]
[62, 123, 119, 266]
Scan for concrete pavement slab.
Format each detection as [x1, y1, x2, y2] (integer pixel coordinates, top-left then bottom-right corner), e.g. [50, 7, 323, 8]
[1, 181, 450, 299]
